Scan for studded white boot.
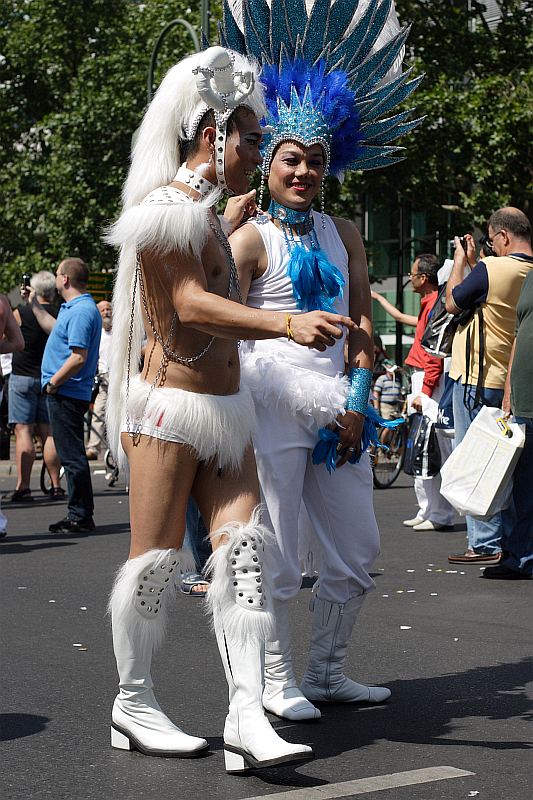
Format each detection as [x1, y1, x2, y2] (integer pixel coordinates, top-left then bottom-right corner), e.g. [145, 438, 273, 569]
[263, 599, 320, 721]
[300, 595, 391, 705]
[206, 514, 314, 773]
[109, 548, 209, 757]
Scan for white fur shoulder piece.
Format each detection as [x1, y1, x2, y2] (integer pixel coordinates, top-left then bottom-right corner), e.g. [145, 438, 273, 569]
[105, 186, 211, 259]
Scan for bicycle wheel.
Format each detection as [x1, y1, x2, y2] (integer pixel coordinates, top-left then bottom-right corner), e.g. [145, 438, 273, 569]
[104, 449, 116, 471]
[40, 463, 65, 495]
[104, 449, 119, 487]
[372, 423, 406, 489]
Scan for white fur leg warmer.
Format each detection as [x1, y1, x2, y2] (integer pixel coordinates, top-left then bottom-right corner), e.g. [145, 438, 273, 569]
[204, 509, 275, 645]
[108, 547, 195, 652]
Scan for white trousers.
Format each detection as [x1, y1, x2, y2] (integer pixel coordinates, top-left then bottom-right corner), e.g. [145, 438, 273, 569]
[87, 383, 108, 453]
[253, 403, 380, 605]
[410, 371, 455, 525]
[414, 429, 455, 524]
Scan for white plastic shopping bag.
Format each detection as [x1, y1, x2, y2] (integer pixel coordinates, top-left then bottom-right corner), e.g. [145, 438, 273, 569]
[440, 406, 525, 518]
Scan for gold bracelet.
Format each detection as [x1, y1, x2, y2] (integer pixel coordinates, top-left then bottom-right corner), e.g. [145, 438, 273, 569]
[286, 313, 294, 341]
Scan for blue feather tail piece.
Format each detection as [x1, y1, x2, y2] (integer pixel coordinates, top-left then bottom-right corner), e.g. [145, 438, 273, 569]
[312, 405, 405, 474]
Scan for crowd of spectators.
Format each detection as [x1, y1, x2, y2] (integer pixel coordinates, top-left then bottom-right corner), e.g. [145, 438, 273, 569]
[0, 259, 106, 537]
[371, 205, 532, 580]
[2, 207, 532, 581]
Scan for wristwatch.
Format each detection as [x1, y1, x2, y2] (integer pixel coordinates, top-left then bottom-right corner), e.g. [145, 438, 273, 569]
[45, 381, 58, 395]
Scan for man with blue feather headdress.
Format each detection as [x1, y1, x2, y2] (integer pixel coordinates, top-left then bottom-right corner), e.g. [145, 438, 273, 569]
[224, 0, 422, 721]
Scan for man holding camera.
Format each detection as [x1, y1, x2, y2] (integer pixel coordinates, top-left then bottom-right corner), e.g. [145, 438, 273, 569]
[8, 271, 63, 502]
[32, 258, 101, 532]
[445, 207, 533, 564]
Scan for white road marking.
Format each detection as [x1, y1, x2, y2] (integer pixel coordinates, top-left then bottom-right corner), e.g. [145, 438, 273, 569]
[241, 766, 475, 800]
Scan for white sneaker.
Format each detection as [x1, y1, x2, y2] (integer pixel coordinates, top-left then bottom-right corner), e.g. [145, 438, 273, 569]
[402, 516, 424, 527]
[413, 519, 454, 531]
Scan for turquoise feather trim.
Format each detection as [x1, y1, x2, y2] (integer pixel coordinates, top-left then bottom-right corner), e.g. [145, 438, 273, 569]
[287, 243, 345, 313]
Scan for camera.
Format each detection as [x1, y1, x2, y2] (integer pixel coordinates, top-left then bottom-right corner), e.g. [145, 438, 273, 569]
[21, 273, 31, 289]
[447, 237, 468, 254]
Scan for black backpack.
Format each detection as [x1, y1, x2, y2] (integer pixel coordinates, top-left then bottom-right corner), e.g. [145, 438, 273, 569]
[420, 283, 474, 358]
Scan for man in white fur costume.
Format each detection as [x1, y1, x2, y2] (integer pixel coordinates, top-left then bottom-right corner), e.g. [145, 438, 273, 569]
[105, 45, 355, 773]
[223, 0, 422, 722]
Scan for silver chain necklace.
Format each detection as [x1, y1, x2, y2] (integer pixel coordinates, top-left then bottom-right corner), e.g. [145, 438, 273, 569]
[125, 208, 242, 441]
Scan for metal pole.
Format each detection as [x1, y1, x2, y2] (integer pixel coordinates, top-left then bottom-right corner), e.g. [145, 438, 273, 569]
[147, 18, 200, 104]
[201, 0, 210, 40]
[395, 199, 404, 366]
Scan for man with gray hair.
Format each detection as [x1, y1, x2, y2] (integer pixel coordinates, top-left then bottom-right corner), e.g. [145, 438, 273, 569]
[446, 207, 533, 564]
[8, 271, 63, 502]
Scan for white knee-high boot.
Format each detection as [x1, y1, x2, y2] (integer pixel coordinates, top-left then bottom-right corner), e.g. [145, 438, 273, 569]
[109, 548, 209, 757]
[300, 595, 391, 704]
[206, 514, 314, 773]
[263, 599, 320, 721]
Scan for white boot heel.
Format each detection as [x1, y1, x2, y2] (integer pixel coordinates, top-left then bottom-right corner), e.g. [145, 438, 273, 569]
[224, 748, 248, 774]
[111, 725, 131, 751]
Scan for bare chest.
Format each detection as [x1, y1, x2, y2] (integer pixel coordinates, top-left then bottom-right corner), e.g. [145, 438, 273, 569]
[202, 228, 241, 302]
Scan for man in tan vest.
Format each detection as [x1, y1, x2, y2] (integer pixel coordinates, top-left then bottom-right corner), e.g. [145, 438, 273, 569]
[445, 207, 533, 564]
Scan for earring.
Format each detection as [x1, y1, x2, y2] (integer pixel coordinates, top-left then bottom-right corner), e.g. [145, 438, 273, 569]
[258, 172, 266, 210]
[320, 178, 326, 230]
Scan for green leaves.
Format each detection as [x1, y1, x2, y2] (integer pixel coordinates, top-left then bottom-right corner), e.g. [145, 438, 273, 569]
[0, 0, 205, 289]
[1, 0, 531, 291]
[325, 0, 532, 233]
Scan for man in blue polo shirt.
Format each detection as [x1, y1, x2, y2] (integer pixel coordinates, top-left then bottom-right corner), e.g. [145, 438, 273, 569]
[33, 258, 101, 532]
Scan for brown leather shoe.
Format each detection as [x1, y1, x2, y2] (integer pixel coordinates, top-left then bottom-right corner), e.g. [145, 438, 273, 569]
[448, 549, 501, 565]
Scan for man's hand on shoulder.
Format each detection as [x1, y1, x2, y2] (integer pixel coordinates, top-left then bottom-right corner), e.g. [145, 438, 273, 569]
[223, 190, 261, 234]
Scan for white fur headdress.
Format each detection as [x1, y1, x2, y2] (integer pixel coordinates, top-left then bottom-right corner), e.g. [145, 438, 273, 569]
[104, 47, 266, 466]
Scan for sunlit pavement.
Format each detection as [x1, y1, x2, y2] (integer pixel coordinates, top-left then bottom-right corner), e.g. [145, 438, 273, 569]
[2, 469, 531, 800]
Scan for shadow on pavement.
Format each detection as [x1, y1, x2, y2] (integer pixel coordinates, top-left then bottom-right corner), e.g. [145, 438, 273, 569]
[0, 713, 50, 742]
[297, 655, 533, 764]
[0, 522, 130, 552]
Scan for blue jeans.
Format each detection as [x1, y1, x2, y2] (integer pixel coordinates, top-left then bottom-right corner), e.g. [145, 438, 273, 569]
[184, 498, 211, 571]
[452, 379, 504, 554]
[47, 394, 94, 521]
[501, 418, 533, 575]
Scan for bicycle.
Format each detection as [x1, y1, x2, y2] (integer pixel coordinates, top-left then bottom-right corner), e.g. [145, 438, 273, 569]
[371, 418, 407, 489]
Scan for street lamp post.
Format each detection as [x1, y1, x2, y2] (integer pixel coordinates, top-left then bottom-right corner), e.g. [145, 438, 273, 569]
[201, 0, 210, 39]
[147, 18, 201, 104]
[146, 3, 211, 104]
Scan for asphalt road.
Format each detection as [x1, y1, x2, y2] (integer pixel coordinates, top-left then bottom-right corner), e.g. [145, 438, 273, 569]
[1, 466, 532, 800]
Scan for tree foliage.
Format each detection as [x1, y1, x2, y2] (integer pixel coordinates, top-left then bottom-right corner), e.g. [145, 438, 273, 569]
[326, 0, 533, 232]
[0, 0, 203, 289]
[1, 0, 531, 290]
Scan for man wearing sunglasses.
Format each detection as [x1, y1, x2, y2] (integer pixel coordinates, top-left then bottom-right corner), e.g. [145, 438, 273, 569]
[445, 207, 533, 565]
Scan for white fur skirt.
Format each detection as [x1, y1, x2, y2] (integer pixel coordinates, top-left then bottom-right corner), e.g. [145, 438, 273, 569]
[123, 375, 256, 471]
[239, 351, 349, 429]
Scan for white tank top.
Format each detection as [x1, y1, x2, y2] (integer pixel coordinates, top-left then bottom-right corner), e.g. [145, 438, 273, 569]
[243, 211, 349, 376]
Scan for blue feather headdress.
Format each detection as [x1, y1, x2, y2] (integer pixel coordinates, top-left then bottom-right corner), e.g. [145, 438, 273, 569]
[219, 0, 423, 179]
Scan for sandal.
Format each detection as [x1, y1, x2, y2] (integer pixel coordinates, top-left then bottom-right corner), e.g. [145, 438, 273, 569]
[10, 488, 34, 503]
[180, 572, 210, 597]
[51, 487, 66, 499]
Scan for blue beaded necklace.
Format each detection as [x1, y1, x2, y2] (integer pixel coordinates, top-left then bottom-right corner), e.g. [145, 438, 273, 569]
[268, 200, 345, 313]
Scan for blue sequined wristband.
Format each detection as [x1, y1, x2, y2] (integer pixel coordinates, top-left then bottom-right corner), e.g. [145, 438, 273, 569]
[345, 368, 372, 415]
